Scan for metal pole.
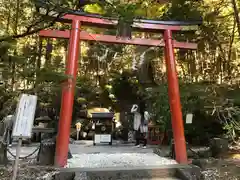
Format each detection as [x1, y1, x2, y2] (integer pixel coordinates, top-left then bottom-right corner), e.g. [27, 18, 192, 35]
[164, 29, 188, 164]
[55, 19, 81, 167]
[12, 137, 22, 180]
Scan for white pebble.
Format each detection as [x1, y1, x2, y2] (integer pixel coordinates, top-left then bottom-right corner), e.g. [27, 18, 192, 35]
[67, 153, 177, 168]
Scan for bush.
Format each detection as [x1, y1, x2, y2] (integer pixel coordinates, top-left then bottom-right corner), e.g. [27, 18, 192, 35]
[144, 82, 240, 145]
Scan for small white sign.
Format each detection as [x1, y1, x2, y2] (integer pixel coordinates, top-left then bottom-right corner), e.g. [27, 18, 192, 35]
[100, 134, 111, 142]
[12, 94, 37, 138]
[94, 134, 111, 143]
[94, 134, 101, 143]
[186, 113, 193, 124]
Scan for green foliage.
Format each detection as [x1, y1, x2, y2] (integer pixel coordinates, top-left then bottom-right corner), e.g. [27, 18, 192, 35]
[162, 0, 202, 21]
[143, 82, 240, 143]
[110, 71, 139, 105]
[36, 68, 68, 83]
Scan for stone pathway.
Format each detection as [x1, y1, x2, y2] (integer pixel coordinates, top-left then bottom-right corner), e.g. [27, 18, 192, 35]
[67, 141, 178, 180]
[67, 153, 177, 168]
[6, 141, 180, 179]
[68, 140, 176, 168]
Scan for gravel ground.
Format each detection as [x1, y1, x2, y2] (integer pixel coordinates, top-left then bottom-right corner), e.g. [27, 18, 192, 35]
[67, 153, 177, 168]
[0, 160, 58, 180]
[200, 159, 240, 180]
[70, 153, 178, 180]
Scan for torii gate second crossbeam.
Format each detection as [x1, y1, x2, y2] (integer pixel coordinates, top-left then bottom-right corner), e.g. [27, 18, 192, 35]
[39, 12, 200, 167]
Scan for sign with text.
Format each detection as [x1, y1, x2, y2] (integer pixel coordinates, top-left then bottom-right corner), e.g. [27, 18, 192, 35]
[12, 94, 37, 138]
[186, 113, 193, 124]
[100, 134, 111, 142]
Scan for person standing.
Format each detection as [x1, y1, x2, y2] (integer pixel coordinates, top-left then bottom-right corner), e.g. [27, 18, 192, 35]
[131, 102, 150, 148]
[2, 114, 15, 147]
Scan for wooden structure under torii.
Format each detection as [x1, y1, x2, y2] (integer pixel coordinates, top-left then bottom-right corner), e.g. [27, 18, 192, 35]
[39, 12, 200, 167]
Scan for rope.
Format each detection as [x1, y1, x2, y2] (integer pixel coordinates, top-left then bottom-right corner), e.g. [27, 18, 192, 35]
[7, 145, 40, 160]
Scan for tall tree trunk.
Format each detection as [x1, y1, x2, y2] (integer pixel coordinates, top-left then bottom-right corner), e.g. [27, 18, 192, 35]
[34, 37, 43, 94]
[189, 51, 197, 82]
[231, 0, 240, 37]
[30, 37, 38, 89]
[5, 1, 11, 34]
[2, 1, 12, 90]
[64, 40, 68, 69]
[11, 0, 20, 91]
[44, 38, 53, 68]
[227, 20, 236, 80]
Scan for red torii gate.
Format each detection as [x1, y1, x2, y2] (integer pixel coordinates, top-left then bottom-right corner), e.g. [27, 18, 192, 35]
[39, 12, 199, 167]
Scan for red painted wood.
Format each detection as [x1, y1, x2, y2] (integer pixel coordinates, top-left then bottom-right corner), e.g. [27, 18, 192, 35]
[63, 14, 191, 31]
[55, 20, 81, 167]
[39, 30, 197, 49]
[164, 29, 188, 164]
[62, 14, 197, 31]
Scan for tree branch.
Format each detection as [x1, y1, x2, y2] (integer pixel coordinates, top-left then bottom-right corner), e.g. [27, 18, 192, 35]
[0, 22, 51, 42]
[0, 8, 63, 42]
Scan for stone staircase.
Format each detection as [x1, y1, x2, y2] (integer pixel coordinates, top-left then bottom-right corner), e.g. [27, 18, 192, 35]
[75, 169, 180, 180]
[55, 164, 196, 180]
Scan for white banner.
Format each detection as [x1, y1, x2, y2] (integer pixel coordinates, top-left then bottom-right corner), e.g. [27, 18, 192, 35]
[186, 113, 193, 124]
[12, 94, 37, 138]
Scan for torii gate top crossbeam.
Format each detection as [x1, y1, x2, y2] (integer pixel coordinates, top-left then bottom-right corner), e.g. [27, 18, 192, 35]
[43, 11, 201, 32]
[40, 12, 199, 49]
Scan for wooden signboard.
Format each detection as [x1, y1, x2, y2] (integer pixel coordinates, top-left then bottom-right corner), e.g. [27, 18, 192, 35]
[11, 94, 37, 180]
[12, 94, 38, 138]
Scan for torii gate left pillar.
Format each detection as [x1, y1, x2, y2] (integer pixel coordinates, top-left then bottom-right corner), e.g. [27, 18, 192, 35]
[54, 19, 81, 167]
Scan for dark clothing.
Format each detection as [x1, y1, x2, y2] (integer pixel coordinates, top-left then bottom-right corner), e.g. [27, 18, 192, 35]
[135, 128, 147, 146]
[140, 112, 148, 125]
[3, 128, 13, 145]
[8, 129, 12, 144]
[3, 115, 14, 145]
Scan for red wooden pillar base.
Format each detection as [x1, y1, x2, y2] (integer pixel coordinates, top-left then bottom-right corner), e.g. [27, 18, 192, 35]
[55, 20, 81, 167]
[164, 29, 188, 164]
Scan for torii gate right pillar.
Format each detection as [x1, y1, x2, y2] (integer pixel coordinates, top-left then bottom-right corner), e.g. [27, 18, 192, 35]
[164, 29, 188, 163]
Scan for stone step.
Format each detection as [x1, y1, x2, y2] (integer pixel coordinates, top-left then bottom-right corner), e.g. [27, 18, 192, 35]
[74, 174, 181, 180]
[57, 164, 191, 180]
[78, 168, 176, 179]
[151, 178, 180, 180]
